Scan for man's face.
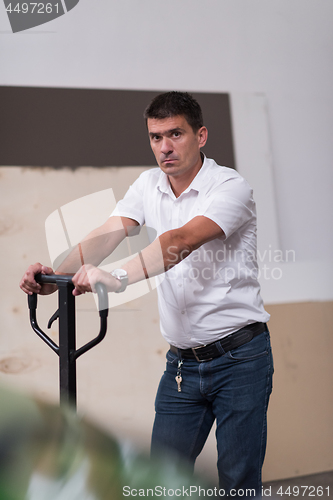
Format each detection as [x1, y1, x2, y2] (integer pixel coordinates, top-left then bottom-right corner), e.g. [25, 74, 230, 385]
[147, 115, 207, 179]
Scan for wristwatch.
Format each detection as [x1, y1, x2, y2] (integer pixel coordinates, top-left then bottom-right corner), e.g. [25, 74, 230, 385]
[110, 269, 128, 293]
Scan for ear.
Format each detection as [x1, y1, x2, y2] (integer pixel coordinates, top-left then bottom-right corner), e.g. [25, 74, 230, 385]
[197, 126, 208, 148]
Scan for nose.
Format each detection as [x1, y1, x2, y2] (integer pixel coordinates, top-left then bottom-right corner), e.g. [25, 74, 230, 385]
[160, 137, 173, 155]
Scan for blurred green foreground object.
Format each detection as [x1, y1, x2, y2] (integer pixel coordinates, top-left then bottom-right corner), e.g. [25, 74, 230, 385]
[0, 386, 208, 500]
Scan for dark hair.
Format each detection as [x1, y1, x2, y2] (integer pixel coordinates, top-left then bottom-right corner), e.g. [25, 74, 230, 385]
[144, 91, 204, 132]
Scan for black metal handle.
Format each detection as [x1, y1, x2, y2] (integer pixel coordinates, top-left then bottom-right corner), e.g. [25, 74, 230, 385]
[28, 273, 109, 359]
[73, 281, 109, 360]
[34, 273, 109, 316]
[28, 291, 59, 354]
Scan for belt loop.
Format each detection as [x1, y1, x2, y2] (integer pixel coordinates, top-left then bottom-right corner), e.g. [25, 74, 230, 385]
[215, 341, 226, 355]
[177, 347, 183, 363]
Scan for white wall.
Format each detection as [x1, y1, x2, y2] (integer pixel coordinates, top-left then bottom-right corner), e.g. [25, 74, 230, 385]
[1, 0, 333, 265]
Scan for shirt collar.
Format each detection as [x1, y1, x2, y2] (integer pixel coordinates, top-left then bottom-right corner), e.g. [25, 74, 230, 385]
[156, 154, 208, 197]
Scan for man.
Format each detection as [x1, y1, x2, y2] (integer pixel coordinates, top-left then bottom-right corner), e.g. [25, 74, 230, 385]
[20, 92, 273, 497]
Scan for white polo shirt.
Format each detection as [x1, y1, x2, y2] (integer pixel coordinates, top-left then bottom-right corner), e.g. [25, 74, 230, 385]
[112, 157, 270, 349]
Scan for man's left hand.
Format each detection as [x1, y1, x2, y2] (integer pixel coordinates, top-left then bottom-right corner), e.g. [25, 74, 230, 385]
[72, 265, 121, 296]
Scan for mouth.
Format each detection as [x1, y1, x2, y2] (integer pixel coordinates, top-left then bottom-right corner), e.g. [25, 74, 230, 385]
[162, 158, 178, 164]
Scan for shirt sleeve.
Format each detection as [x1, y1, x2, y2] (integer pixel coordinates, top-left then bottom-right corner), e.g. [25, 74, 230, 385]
[196, 176, 255, 239]
[110, 171, 147, 226]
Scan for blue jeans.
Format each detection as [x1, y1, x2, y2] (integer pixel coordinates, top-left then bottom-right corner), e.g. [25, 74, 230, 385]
[151, 330, 273, 497]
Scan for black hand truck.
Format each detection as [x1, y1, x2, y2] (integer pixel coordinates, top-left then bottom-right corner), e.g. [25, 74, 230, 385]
[27, 273, 109, 410]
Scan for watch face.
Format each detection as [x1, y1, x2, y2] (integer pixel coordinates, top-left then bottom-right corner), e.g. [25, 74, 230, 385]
[116, 269, 127, 278]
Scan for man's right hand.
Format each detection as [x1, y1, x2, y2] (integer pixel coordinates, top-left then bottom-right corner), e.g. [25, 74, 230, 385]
[19, 263, 56, 296]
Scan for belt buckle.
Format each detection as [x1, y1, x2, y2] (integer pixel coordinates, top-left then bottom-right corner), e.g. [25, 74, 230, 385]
[191, 345, 213, 362]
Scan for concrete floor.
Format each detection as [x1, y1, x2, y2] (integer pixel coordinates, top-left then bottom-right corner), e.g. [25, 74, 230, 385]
[263, 470, 333, 498]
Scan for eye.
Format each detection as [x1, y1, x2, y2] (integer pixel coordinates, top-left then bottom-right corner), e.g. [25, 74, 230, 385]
[173, 131, 181, 138]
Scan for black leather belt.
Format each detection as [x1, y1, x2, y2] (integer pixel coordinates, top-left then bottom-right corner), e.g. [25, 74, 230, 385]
[170, 322, 267, 362]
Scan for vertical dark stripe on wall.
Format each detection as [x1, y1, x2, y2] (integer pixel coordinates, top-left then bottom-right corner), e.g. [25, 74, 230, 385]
[0, 87, 235, 169]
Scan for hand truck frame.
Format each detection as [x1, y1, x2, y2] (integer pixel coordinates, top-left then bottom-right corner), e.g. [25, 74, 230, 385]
[27, 273, 109, 410]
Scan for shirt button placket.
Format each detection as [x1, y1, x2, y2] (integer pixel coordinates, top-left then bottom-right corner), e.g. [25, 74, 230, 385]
[172, 199, 189, 335]
[171, 198, 181, 228]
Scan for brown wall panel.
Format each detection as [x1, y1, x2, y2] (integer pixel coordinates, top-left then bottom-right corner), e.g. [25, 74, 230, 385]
[263, 301, 333, 479]
[0, 87, 235, 169]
